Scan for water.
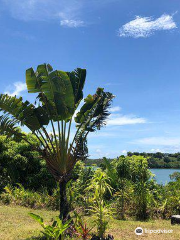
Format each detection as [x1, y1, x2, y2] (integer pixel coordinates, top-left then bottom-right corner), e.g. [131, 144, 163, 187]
[150, 168, 180, 185]
[88, 166, 180, 185]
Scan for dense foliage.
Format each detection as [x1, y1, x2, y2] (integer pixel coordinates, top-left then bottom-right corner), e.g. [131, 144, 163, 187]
[1, 184, 59, 210]
[0, 134, 55, 192]
[1, 140, 180, 222]
[1, 135, 180, 238]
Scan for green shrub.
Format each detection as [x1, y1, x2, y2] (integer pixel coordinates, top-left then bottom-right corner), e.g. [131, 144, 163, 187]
[86, 169, 113, 238]
[29, 213, 71, 240]
[0, 135, 56, 193]
[0, 184, 59, 210]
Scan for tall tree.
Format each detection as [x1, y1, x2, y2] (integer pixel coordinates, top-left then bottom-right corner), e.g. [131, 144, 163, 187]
[0, 63, 114, 220]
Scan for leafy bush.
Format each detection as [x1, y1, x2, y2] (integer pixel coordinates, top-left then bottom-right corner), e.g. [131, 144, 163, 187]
[86, 169, 113, 239]
[66, 162, 95, 211]
[129, 156, 152, 220]
[0, 184, 59, 210]
[0, 135, 56, 192]
[29, 213, 71, 240]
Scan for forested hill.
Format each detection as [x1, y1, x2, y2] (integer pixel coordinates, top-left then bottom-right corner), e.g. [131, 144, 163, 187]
[85, 152, 180, 169]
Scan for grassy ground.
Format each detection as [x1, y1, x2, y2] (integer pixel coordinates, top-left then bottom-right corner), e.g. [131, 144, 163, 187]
[0, 204, 180, 240]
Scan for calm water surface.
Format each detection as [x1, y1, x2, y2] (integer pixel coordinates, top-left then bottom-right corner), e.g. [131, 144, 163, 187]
[150, 169, 180, 184]
[89, 166, 180, 185]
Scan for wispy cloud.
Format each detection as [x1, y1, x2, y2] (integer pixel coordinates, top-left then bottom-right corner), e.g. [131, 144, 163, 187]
[89, 147, 123, 158]
[10, 31, 36, 40]
[107, 114, 147, 126]
[88, 131, 118, 138]
[122, 149, 127, 154]
[107, 106, 147, 126]
[118, 14, 177, 38]
[2, 0, 85, 27]
[110, 106, 122, 112]
[5, 82, 27, 96]
[60, 19, 84, 28]
[133, 137, 180, 146]
[151, 148, 163, 153]
[1, 0, 120, 28]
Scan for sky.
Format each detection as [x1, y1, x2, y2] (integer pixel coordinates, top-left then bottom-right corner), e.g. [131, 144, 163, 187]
[1, 0, 180, 158]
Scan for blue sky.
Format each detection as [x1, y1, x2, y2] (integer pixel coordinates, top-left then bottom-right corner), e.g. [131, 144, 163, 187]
[1, 0, 180, 158]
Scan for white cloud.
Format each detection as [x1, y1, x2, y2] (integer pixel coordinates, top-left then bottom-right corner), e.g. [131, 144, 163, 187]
[118, 14, 177, 38]
[1, 0, 121, 28]
[93, 148, 111, 158]
[5, 82, 27, 96]
[134, 137, 180, 146]
[96, 148, 102, 154]
[2, 0, 52, 21]
[2, 0, 85, 27]
[107, 114, 147, 126]
[151, 148, 163, 153]
[60, 19, 84, 27]
[110, 106, 121, 112]
[89, 147, 122, 159]
[107, 106, 147, 126]
[122, 150, 127, 154]
[88, 132, 118, 138]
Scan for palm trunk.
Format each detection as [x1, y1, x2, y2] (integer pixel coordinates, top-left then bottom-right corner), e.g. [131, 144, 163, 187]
[59, 180, 70, 222]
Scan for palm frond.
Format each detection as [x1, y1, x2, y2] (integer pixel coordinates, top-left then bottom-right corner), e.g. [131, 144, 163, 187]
[0, 114, 25, 139]
[26, 64, 75, 121]
[73, 132, 88, 161]
[0, 94, 49, 131]
[75, 88, 114, 133]
[66, 68, 86, 108]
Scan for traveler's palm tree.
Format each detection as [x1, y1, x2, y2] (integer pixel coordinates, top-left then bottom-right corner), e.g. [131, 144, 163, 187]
[0, 64, 114, 220]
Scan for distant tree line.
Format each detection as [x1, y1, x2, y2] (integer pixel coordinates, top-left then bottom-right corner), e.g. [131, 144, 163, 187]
[127, 152, 180, 168]
[85, 152, 180, 169]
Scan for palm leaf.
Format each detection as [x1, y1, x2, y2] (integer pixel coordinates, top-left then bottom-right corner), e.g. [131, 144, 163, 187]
[75, 88, 114, 132]
[0, 94, 49, 131]
[73, 132, 88, 161]
[29, 213, 44, 226]
[26, 64, 75, 121]
[0, 114, 24, 139]
[67, 68, 86, 108]
[103, 157, 117, 188]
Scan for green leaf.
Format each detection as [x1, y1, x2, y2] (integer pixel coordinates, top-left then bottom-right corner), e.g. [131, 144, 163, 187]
[29, 213, 44, 226]
[0, 94, 49, 131]
[75, 88, 114, 132]
[26, 64, 75, 121]
[0, 114, 24, 139]
[67, 68, 86, 108]
[26, 67, 40, 93]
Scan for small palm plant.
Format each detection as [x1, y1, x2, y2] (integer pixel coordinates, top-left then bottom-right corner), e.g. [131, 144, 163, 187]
[130, 156, 151, 220]
[116, 156, 131, 220]
[87, 169, 113, 239]
[0, 63, 114, 221]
